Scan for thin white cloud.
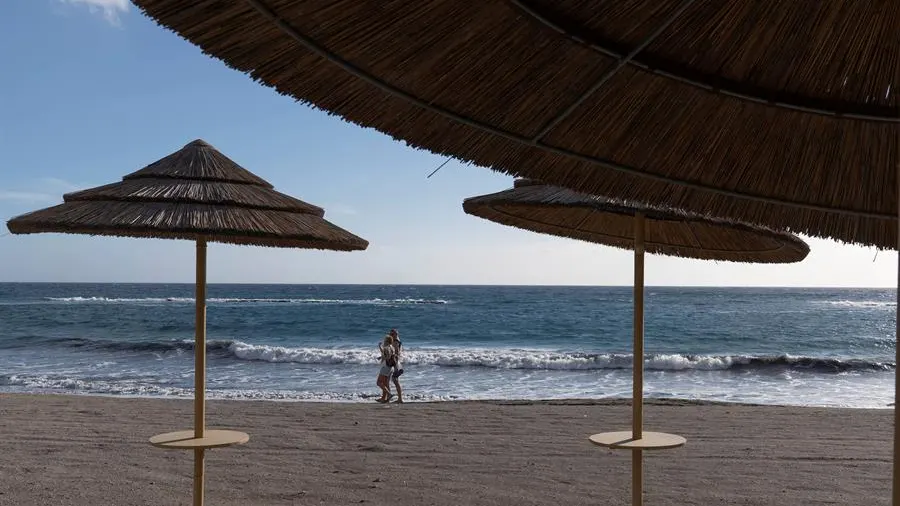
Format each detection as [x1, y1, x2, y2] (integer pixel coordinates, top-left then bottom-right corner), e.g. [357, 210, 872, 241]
[0, 191, 55, 203]
[60, 0, 129, 26]
[0, 177, 94, 204]
[39, 177, 90, 193]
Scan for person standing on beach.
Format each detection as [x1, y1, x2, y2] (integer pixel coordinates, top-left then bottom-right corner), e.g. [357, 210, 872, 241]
[388, 328, 403, 403]
[376, 334, 396, 403]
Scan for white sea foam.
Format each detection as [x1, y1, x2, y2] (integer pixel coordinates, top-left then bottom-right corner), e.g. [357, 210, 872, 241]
[818, 300, 896, 309]
[224, 342, 891, 372]
[45, 296, 194, 303]
[0, 374, 450, 402]
[0, 371, 891, 408]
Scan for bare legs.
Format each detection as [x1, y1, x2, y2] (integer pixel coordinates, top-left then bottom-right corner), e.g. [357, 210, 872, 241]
[376, 373, 391, 402]
[391, 375, 403, 403]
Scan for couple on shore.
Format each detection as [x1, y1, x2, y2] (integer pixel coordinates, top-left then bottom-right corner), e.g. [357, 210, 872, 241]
[376, 328, 403, 403]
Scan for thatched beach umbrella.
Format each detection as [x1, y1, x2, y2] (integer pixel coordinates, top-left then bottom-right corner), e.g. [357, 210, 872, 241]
[6, 139, 368, 506]
[464, 178, 809, 506]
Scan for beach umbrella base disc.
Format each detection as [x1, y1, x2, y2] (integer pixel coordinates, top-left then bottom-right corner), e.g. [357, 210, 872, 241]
[149, 429, 250, 450]
[589, 431, 686, 450]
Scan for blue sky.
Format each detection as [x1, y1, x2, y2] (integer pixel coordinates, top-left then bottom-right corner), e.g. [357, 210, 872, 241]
[0, 0, 895, 286]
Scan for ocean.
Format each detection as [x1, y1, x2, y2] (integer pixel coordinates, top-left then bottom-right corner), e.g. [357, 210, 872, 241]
[0, 283, 894, 408]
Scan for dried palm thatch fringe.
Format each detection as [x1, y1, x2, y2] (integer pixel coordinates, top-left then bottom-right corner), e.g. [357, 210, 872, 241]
[130, 0, 899, 248]
[6, 139, 369, 251]
[464, 179, 810, 264]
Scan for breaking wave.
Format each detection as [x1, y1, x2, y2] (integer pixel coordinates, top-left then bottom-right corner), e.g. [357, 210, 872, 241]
[817, 300, 896, 309]
[15, 336, 892, 373]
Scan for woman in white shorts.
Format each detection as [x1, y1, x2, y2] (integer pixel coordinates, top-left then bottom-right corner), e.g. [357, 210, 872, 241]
[376, 334, 395, 403]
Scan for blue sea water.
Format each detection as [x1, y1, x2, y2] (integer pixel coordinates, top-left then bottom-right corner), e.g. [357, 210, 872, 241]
[0, 283, 894, 408]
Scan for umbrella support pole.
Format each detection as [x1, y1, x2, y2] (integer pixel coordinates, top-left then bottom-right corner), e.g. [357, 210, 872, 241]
[147, 239, 249, 505]
[888, 144, 900, 506]
[194, 448, 205, 506]
[588, 212, 685, 505]
[632, 212, 645, 506]
[194, 239, 207, 506]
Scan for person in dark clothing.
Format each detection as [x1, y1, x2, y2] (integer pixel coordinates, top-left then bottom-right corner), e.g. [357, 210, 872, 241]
[388, 328, 403, 403]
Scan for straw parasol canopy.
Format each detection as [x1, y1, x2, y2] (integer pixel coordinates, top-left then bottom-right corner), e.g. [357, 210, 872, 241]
[130, 1, 899, 248]
[6, 139, 368, 250]
[6, 139, 368, 506]
[463, 178, 810, 264]
[464, 178, 808, 506]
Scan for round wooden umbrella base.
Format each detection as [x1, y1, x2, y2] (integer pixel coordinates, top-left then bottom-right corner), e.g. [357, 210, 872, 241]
[149, 429, 250, 450]
[588, 431, 686, 450]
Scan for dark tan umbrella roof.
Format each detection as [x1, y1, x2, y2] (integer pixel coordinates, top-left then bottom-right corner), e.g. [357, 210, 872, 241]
[131, 1, 898, 249]
[6, 139, 369, 251]
[464, 179, 809, 264]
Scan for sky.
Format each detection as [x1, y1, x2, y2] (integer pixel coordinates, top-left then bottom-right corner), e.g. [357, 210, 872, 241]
[0, 0, 895, 287]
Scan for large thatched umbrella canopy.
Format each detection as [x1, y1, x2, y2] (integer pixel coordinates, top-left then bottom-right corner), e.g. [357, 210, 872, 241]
[464, 178, 809, 506]
[131, 1, 897, 249]
[6, 138, 368, 506]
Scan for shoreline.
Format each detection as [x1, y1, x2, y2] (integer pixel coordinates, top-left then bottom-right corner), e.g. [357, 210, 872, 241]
[1, 391, 893, 410]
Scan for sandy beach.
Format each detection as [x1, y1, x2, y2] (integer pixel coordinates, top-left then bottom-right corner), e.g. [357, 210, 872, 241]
[0, 394, 891, 505]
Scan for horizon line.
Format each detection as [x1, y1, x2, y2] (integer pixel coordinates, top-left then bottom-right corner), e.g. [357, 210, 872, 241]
[0, 281, 894, 289]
